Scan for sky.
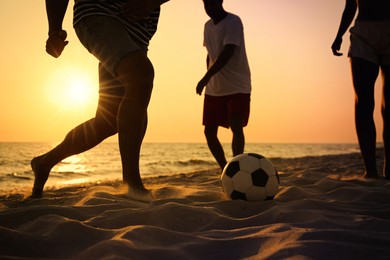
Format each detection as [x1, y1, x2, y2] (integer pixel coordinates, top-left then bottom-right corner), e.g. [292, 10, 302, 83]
[0, 0, 385, 143]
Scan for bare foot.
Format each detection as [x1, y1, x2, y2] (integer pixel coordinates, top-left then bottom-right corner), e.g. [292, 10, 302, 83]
[30, 156, 50, 198]
[126, 187, 153, 203]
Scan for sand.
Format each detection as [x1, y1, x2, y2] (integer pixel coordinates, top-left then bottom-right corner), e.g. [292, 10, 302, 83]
[1, 151, 390, 259]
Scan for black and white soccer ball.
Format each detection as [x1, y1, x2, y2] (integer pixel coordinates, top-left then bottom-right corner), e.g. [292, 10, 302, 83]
[221, 153, 279, 201]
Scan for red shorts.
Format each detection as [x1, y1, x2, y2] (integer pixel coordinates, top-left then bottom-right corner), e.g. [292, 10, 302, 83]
[203, 93, 250, 128]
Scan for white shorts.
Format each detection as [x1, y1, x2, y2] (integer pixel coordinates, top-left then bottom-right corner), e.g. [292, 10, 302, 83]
[349, 21, 390, 65]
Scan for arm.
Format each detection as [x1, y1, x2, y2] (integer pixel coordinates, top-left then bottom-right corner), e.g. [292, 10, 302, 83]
[196, 44, 236, 95]
[122, 0, 169, 19]
[331, 0, 357, 56]
[45, 0, 69, 58]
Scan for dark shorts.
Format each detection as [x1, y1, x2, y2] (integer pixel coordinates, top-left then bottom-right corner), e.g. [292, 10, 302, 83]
[75, 15, 147, 77]
[75, 16, 147, 98]
[203, 93, 251, 128]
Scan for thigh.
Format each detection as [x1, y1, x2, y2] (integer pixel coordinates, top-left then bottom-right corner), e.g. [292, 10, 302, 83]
[95, 64, 124, 127]
[350, 57, 380, 99]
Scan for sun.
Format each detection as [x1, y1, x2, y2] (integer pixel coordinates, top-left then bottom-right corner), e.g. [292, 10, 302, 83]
[46, 66, 98, 111]
[65, 76, 92, 104]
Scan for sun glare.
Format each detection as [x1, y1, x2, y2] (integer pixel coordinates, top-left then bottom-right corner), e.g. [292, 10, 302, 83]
[66, 77, 92, 104]
[46, 66, 98, 111]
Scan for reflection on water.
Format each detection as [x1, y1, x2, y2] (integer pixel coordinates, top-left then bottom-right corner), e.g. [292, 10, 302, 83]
[55, 154, 89, 174]
[60, 177, 91, 186]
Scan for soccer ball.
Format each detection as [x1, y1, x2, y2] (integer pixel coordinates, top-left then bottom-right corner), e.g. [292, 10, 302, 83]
[221, 153, 279, 201]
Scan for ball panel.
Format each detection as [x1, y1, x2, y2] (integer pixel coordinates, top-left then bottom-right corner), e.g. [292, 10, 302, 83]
[265, 175, 279, 196]
[221, 175, 234, 196]
[223, 161, 240, 178]
[232, 171, 252, 193]
[251, 169, 269, 187]
[230, 190, 247, 200]
[246, 186, 267, 201]
[259, 158, 277, 177]
[238, 155, 261, 173]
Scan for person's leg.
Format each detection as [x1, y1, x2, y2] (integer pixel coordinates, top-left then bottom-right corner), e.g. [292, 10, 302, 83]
[204, 125, 227, 170]
[228, 94, 250, 156]
[115, 51, 154, 197]
[381, 64, 390, 179]
[350, 57, 380, 178]
[230, 116, 245, 156]
[31, 65, 122, 197]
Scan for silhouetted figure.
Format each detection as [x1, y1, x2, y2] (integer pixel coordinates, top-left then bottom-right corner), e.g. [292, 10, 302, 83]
[197, 0, 251, 170]
[332, 0, 390, 179]
[31, 0, 169, 201]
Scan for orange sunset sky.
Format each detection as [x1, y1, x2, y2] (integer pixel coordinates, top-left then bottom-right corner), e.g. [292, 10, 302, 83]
[0, 0, 385, 143]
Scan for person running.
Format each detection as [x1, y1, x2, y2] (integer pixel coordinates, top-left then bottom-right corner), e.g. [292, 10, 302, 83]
[332, 0, 390, 179]
[196, 0, 251, 170]
[31, 0, 169, 201]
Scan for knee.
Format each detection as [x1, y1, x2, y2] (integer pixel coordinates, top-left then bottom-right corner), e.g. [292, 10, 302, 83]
[382, 96, 390, 118]
[230, 118, 244, 134]
[204, 127, 217, 140]
[355, 95, 375, 113]
[204, 128, 212, 138]
[382, 102, 390, 118]
[94, 117, 118, 138]
[230, 122, 243, 132]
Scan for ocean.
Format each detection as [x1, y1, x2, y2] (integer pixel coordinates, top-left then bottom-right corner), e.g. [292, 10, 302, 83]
[0, 142, 362, 194]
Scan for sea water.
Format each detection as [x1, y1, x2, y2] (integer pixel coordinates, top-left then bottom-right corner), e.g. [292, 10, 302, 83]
[0, 142, 361, 193]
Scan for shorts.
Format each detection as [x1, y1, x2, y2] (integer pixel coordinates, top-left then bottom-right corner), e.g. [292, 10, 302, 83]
[74, 15, 147, 77]
[203, 93, 250, 128]
[349, 21, 390, 65]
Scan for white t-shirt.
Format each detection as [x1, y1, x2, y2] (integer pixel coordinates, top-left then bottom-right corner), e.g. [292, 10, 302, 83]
[203, 13, 251, 96]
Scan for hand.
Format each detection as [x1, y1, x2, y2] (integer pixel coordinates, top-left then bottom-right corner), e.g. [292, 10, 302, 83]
[121, 0, 160, 20]
[196, 77, 209, 95]
[331, 36, 343, 56]
[46, 30, 68, 58]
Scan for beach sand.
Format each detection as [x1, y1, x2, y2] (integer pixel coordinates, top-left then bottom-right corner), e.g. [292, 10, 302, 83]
[1, 151, 390, 259]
